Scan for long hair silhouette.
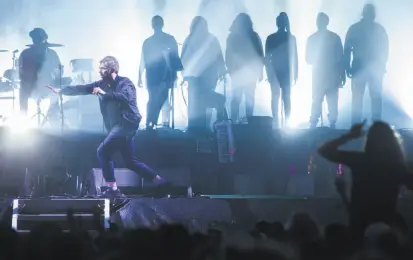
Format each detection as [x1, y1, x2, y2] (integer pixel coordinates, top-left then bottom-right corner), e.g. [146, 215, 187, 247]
[189, 16, 208, 35]
[276, 12, 291, 34]
[229, 13, 254, 34]
[364, 121, 404, 164]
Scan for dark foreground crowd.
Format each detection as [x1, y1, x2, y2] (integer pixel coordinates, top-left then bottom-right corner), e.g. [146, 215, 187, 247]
[0, 212, 411, 260]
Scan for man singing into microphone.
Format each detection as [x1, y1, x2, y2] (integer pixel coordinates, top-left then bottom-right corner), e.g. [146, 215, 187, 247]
[48, 56, 168, 197]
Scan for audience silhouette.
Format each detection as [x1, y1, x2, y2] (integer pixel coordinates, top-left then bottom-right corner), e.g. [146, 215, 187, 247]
[318, 121, 413, 248]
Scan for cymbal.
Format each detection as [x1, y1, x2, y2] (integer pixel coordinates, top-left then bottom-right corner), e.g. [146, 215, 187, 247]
[70, 59, 94, 72]
[0, 50, 8, 53]
[25, 43, 64, 48]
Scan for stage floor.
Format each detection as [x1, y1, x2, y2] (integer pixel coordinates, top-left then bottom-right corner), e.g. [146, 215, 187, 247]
[114, 195, 413, 231]
[3, 196, 413, 232]
[1, 126, 413, 196]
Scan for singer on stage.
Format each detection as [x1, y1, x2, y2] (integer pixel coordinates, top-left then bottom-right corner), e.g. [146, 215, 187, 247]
[47, 56, 168, 198]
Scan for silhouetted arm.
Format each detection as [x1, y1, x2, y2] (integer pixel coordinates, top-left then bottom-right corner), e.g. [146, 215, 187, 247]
[50, 50, 63, 79]
[212, 37, 227, 78]
[264, 36, 274, 81]
[379, 25, 389, 67]
[55, 52, 62, 68]
[170, 36, 183, 72]
[18, 51, 25, 80]
[305, 36, 313, 65]
[180, 37, 189, 78]
[138, 43, 146, 82]
[60, 82, 96, 96]
[343, 26, 354, 73]
[256, 34, 264, 60]
[335, 35, 346, 79]
[224, 36, 233, 74]
[264, 36, 270, 60]
[292, 36, 299, 81]
[335, 35, 344, 64]
[318, 134, 363, 165]
[180, 37, 189, 62]
[255, 34, 264, 79]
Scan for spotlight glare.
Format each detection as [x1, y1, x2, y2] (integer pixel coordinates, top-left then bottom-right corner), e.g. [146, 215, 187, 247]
[3, 115, 35, 134]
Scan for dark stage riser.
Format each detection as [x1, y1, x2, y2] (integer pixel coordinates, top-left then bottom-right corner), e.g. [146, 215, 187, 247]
[1, 197, 413, 232]
[12, 198, 110, 231]
[0, 127, 412, 197]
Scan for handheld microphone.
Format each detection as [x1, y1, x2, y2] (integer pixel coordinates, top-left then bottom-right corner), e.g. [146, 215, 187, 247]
[96, 90, 106, 100]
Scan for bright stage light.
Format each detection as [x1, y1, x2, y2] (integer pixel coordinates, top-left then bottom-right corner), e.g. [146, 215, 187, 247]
[0, 0, 411, 129]
[2, 115, 36, 134]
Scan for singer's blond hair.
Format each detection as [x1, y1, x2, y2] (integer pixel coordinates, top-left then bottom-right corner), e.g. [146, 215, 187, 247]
[100, 56, 119, 73]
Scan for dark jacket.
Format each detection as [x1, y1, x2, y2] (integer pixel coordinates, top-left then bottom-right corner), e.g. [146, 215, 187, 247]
[61, 76, 141, 131]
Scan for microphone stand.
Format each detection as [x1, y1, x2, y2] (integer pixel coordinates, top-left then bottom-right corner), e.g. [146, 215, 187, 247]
[58, 65, 69, 198]
[11, 50, 19, 112]
[223, 75, 227, 102]
[58, 65, 65, 132]
[171, 82, 175, 129]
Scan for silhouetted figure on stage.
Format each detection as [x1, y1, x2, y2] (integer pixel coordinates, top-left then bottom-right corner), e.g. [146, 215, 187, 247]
[344, 4, 389, 124]
[225, 13, 264, 122]
[138, 15, 182, 130]
[181, 16, 228, 133]
[265, 12, 298, 127]
[306, 13, 345, 129]
[48, 56, 168, 198]
[19, 28, 61, 116]
[318, 121, 413, 248]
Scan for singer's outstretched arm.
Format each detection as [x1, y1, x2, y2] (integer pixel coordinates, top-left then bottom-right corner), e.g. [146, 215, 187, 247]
[60, 82, 97, 96]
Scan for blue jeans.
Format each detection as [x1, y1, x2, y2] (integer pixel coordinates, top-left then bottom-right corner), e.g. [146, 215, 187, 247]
[97, 124, 157, 182]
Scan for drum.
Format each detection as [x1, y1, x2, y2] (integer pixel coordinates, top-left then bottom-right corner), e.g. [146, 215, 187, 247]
[0, 80, 13, 93]
[3, 69, 17, 81]
[52, 77, 72, 87]
[70, 59, 94, 73]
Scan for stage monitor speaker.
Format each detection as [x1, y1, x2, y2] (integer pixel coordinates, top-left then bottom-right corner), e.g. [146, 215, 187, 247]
[247, 116, 273, 129]
[12, 198, 110, 232]
[87, 168, 143, 195]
